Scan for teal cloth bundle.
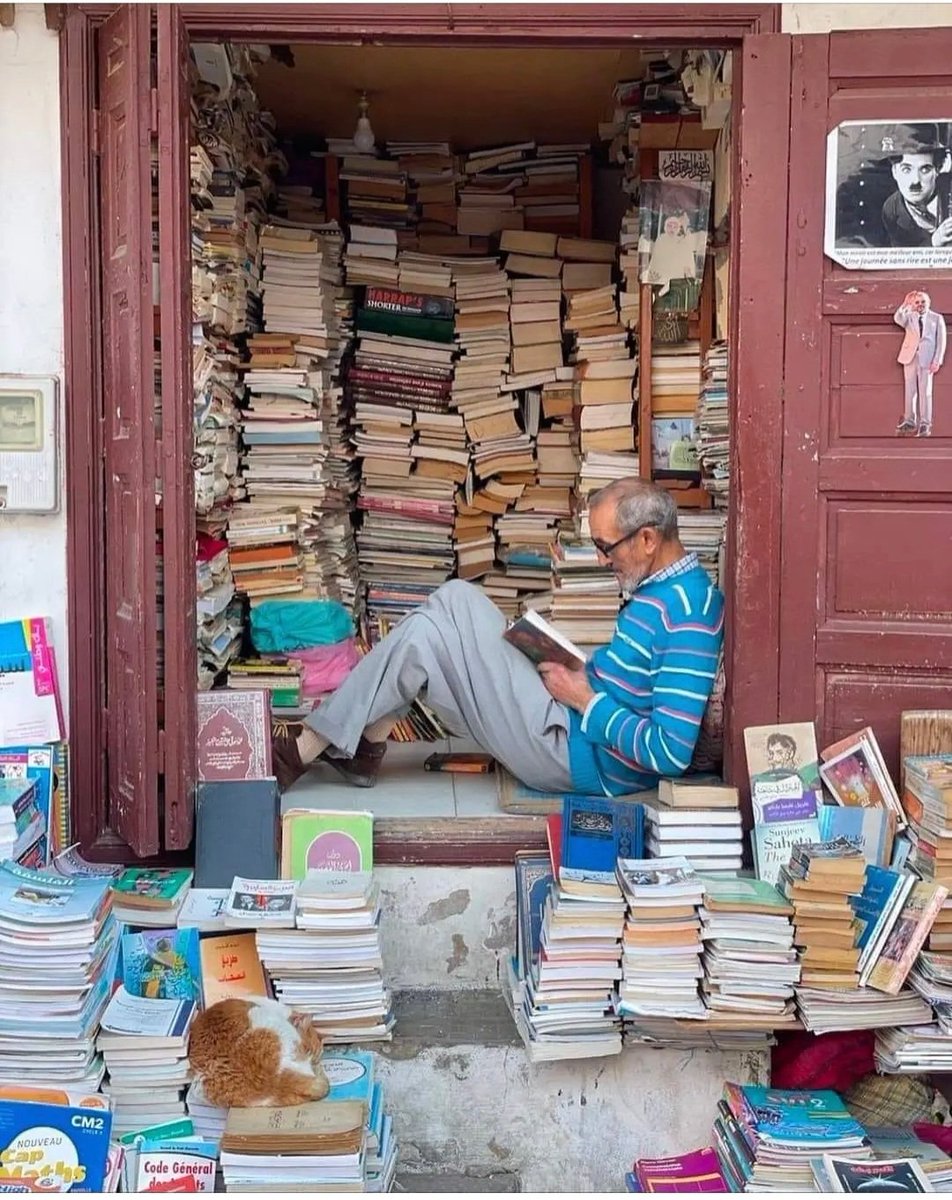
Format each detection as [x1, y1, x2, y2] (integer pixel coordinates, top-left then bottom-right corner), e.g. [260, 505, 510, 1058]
[250, 599, 354, 653]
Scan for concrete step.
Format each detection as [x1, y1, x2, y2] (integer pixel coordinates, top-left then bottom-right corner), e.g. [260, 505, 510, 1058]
[396, 1170, 521, 1192]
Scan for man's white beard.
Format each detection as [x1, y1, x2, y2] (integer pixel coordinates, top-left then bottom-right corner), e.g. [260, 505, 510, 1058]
[619, 566, 650, 597]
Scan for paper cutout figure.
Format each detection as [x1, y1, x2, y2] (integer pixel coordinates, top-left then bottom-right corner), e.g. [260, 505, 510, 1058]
[894, 290, 945, 436]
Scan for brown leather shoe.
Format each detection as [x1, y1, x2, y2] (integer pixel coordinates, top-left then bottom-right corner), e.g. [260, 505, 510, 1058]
[272, 720, 308, 793]
[319, 737, 387, 788]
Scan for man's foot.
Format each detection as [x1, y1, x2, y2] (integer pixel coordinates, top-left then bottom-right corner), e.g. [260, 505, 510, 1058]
[272, 720, 308, 793]
[917, 421, 933, 437]
[319, 737, 387, 788]
[897, 418, 917, 434]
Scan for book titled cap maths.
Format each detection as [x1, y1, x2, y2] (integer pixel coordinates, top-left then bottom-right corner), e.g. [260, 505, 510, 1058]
[0, 1094, 112, 1191]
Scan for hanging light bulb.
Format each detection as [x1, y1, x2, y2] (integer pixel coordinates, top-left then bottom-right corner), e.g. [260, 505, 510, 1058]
[353, 91, 376, 154]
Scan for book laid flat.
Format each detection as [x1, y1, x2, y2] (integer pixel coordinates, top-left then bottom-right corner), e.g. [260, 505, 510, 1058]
[503, 608, 587, 669]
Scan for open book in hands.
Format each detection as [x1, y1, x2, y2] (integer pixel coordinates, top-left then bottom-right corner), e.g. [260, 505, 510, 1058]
[503, 609, 587, 670]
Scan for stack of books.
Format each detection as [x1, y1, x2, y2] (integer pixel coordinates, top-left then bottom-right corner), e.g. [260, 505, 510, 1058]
[713, 1083, 872, 1191]
[615, 857, 706, 1020]
[699, 875, 800, 1025]
[186, 1078, 228, 1145]
[779, 841, 866, 990]
[390, 141, 461, 250]
[226, 503, 303, 600]
[904, 755, 952, 892]
[678, 512, 727, 587]
[502, 231, 563, 385]
[519, 868, 625, 1058]
[651, 342, 702, 478]
[340, 155, 412, 236]
[322, 1048, 398, 1192]
[226, 656, 304, 716]
[97, 987, 196, 1136]
[909, 948, 952, 1027]
[0, 776, 45, 865]
[111, 868, 194, 928]
[219, 1098, 368, 1192]
[195, 532, 242, 689]
[875, 1023, 952, 1073]
[644, 780, 743, 873]
[794, 986, 932, 1037]
[529, 537, 620, 647]
[256, 872, 394, 1043]
[0, 863, 117, 1088]
[696, 341, 729, 509]
[628, 1147, 728, 1194]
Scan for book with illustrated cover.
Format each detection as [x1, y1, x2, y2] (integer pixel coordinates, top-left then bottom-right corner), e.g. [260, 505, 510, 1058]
[0, 745, 54, 864]
[699, 875, 793, 915]
[0, 860, 112, 925]
[851, 866, 915, 981]
[752, 791, 820, 887]
[562, 795, 644, 874]
[726, 1084, 866, 1145]
[820, 727, 905, 826]
[281, 809, 373, 880]
[121, 927, 202, 1002]
[745, 722, 822, 800]
[196, 689, 272, 782]
[225, 877, 297, 928]
[816, 1154, 933, 1192]
[112, 868, 193, 910]
[867, 880, 949, 996]
[817, 804, 894, 867]
[503, 609, 587, 670]
[0, 1088, 113, 1191]
[0, 616, 63, 745]
[198, 932, 269, 1008]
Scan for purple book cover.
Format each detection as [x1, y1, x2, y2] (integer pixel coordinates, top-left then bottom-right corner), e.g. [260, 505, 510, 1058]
[635, 1147, 729, 1192]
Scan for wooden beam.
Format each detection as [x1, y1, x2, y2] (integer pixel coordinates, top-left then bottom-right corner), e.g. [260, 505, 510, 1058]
[45, 4, 66, 32]
[0, 6, 15, 30]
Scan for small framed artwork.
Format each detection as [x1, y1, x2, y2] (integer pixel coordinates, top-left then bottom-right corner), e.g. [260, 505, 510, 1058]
[0, 375, 58, 513]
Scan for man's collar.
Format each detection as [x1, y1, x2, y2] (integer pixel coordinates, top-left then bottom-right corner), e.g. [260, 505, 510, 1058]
[633, 552, 699, 593]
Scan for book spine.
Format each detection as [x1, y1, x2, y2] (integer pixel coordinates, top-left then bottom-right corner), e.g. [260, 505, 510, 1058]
[364, 287, 455, 321]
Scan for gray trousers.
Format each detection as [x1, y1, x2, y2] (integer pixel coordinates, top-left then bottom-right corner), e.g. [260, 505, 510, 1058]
[306, 579, 574, 792]
[903, 360, 934, 424]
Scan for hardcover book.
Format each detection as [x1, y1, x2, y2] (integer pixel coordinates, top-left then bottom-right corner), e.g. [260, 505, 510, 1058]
[503, 609, 587, 670]
[364, 287, 455, 321]
[281, 809, 374, 880]
[112, 868, 193, 910]
[514, 851, 553, 981]
[195, 779, 280, 888]
[196, 690, 272, 782]
[121, 927, 202, 1003]
[562, 795, 644, 874]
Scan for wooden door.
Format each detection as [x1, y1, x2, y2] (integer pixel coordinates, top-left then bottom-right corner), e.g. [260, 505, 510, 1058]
[98, 4, 160, 857]
[157, 3, 197, 849]
[782, 30, 952, 776]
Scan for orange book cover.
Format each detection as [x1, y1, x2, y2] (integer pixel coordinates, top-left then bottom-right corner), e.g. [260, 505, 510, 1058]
[199, 932, 269, 1007]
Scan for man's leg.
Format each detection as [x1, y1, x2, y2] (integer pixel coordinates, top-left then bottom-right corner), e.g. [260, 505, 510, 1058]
[899, 363, 919, 429]
[305, 580, 573, 792]
[919, 365, 934, 432]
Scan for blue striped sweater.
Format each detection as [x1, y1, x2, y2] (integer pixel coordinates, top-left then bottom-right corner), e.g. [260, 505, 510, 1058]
[567, 554, 725, 796]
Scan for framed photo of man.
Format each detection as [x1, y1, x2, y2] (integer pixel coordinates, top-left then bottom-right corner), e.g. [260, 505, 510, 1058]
[825, 119, 952, 270]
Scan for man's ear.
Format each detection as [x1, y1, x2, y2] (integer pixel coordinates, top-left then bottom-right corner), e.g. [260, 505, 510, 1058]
[642, 526, 663, 556]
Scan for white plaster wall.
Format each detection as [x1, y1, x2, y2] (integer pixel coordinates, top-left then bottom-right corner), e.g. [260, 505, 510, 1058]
[784, 3, 952, 32]
[0, 6, 68, 711]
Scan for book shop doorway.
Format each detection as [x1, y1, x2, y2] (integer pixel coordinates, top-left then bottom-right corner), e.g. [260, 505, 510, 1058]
[62, 6, 952, 863]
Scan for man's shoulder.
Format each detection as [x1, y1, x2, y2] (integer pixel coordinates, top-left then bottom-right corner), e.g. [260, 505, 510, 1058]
[629, 567, 724, 627]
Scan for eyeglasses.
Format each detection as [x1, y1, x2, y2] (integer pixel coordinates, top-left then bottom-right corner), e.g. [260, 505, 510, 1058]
[592, 524, 652, 558]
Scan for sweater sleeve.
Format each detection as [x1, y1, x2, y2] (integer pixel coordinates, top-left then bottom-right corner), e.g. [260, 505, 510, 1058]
[578, 593, 724, 777]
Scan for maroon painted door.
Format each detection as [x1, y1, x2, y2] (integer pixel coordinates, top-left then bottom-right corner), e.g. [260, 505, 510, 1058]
[781, 30, 952, 776]
[98, 5, 160, 856]
[157, 4, 197, 850]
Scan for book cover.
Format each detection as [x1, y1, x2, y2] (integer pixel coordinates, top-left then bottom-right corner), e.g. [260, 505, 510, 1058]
[699, 875, 793, 914]
[113, 868, 193, 907]
[134, 1147, 216, 1193]
[364, 287, 455, 321]
[752, 792, 820, 887]
[745, 722, 821, 800]
[820, 745, 886, 809]
[281, 809, 373, 880]
[322, 1050, 375, 1107]
[121, 927, 202, 1002]
[562, 795, 644, 873]
[0, 746, 54, 865]
[822, 1155, 932, 1193]
[737, 1085, 865, 1143]
[0, 1094, 112, 1191]
[851, 866, 914, 978]
[195, 779, 279, 888]
[198, 932, 269, 1008]
[636, 1147, 729, 1193]
[195, 690, 272, 782]
[867, 880, 950, 996]
[0, 617, 63, 745]
[225, 877, 296, 927]
[503, 610, 586, 670]
[100, 987, 195, 1041]
[817, 804, 894, 867]
[514, 852, 553, 980]
[0, 861, 110, 924]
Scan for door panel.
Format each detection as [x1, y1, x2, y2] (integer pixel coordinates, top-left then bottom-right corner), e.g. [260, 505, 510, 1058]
[157, 3, 197, 850]
[782, 30, 952, 778]
[98, 4, 160, 856]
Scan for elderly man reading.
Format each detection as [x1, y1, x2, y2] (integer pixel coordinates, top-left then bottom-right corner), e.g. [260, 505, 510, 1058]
[273, 478, 725, 795]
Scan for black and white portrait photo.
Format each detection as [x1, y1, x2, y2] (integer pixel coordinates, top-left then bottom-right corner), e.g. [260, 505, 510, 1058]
[825, 119, 952, 270]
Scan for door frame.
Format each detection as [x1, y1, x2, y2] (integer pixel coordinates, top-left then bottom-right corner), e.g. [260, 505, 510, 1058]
[60, 2, 783, 859]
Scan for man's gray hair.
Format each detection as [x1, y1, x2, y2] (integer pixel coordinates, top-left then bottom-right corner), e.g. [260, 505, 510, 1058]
[588, 478, 679, 541]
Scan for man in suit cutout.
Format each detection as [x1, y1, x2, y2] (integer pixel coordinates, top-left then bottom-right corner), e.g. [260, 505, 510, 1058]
[894, 290, 945, 437]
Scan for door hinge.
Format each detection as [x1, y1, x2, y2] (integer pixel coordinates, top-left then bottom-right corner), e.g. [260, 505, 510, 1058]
[91, 108, 100, 156]
[157, 727, 166, 774]
[150, 87, 158, 133]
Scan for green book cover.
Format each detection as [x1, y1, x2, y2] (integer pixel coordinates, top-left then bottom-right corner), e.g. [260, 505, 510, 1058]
[700, 873, 791, 910]
[113, 868, 192, 902]
[119, 1117, 195, 1146]
[281, 809, 374, 880]
[356, 308, 456, 344]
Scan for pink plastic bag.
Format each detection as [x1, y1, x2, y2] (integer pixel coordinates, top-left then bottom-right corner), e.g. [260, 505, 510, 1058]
[295, 638, 360, 699]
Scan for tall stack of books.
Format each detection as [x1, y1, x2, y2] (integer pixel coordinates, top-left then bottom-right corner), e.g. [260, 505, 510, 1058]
[780, 841, 866, 991]
[97, 987, 196, 1136]
[321, 1048, 398, 1192]
[390, 141, 462, 251]
[713, 1083, 872, 1191]
[340, 155, 412, 233]
[904, 755, 952, 894]
[615, 857, 706, 1020]
[186, 1078, 228, 1145]
[696, 341, 729, 508]
[503, 231, 564, 386]
[457, 142, 532, 238]
[876, 1022, 952, 1073]
[529, 537, 620, 646]
[514, 868, 625, 1060]
[226, 657, 304, 716]
[644, 780, 743, 873]
[678, 512, 727, 586]
[698, 876, 800, 1026]
[0, 863, 117, 1089]
[196, 530, 242, 690]
[349, 283, 458, 632]
[256, 872, 394, 1044]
